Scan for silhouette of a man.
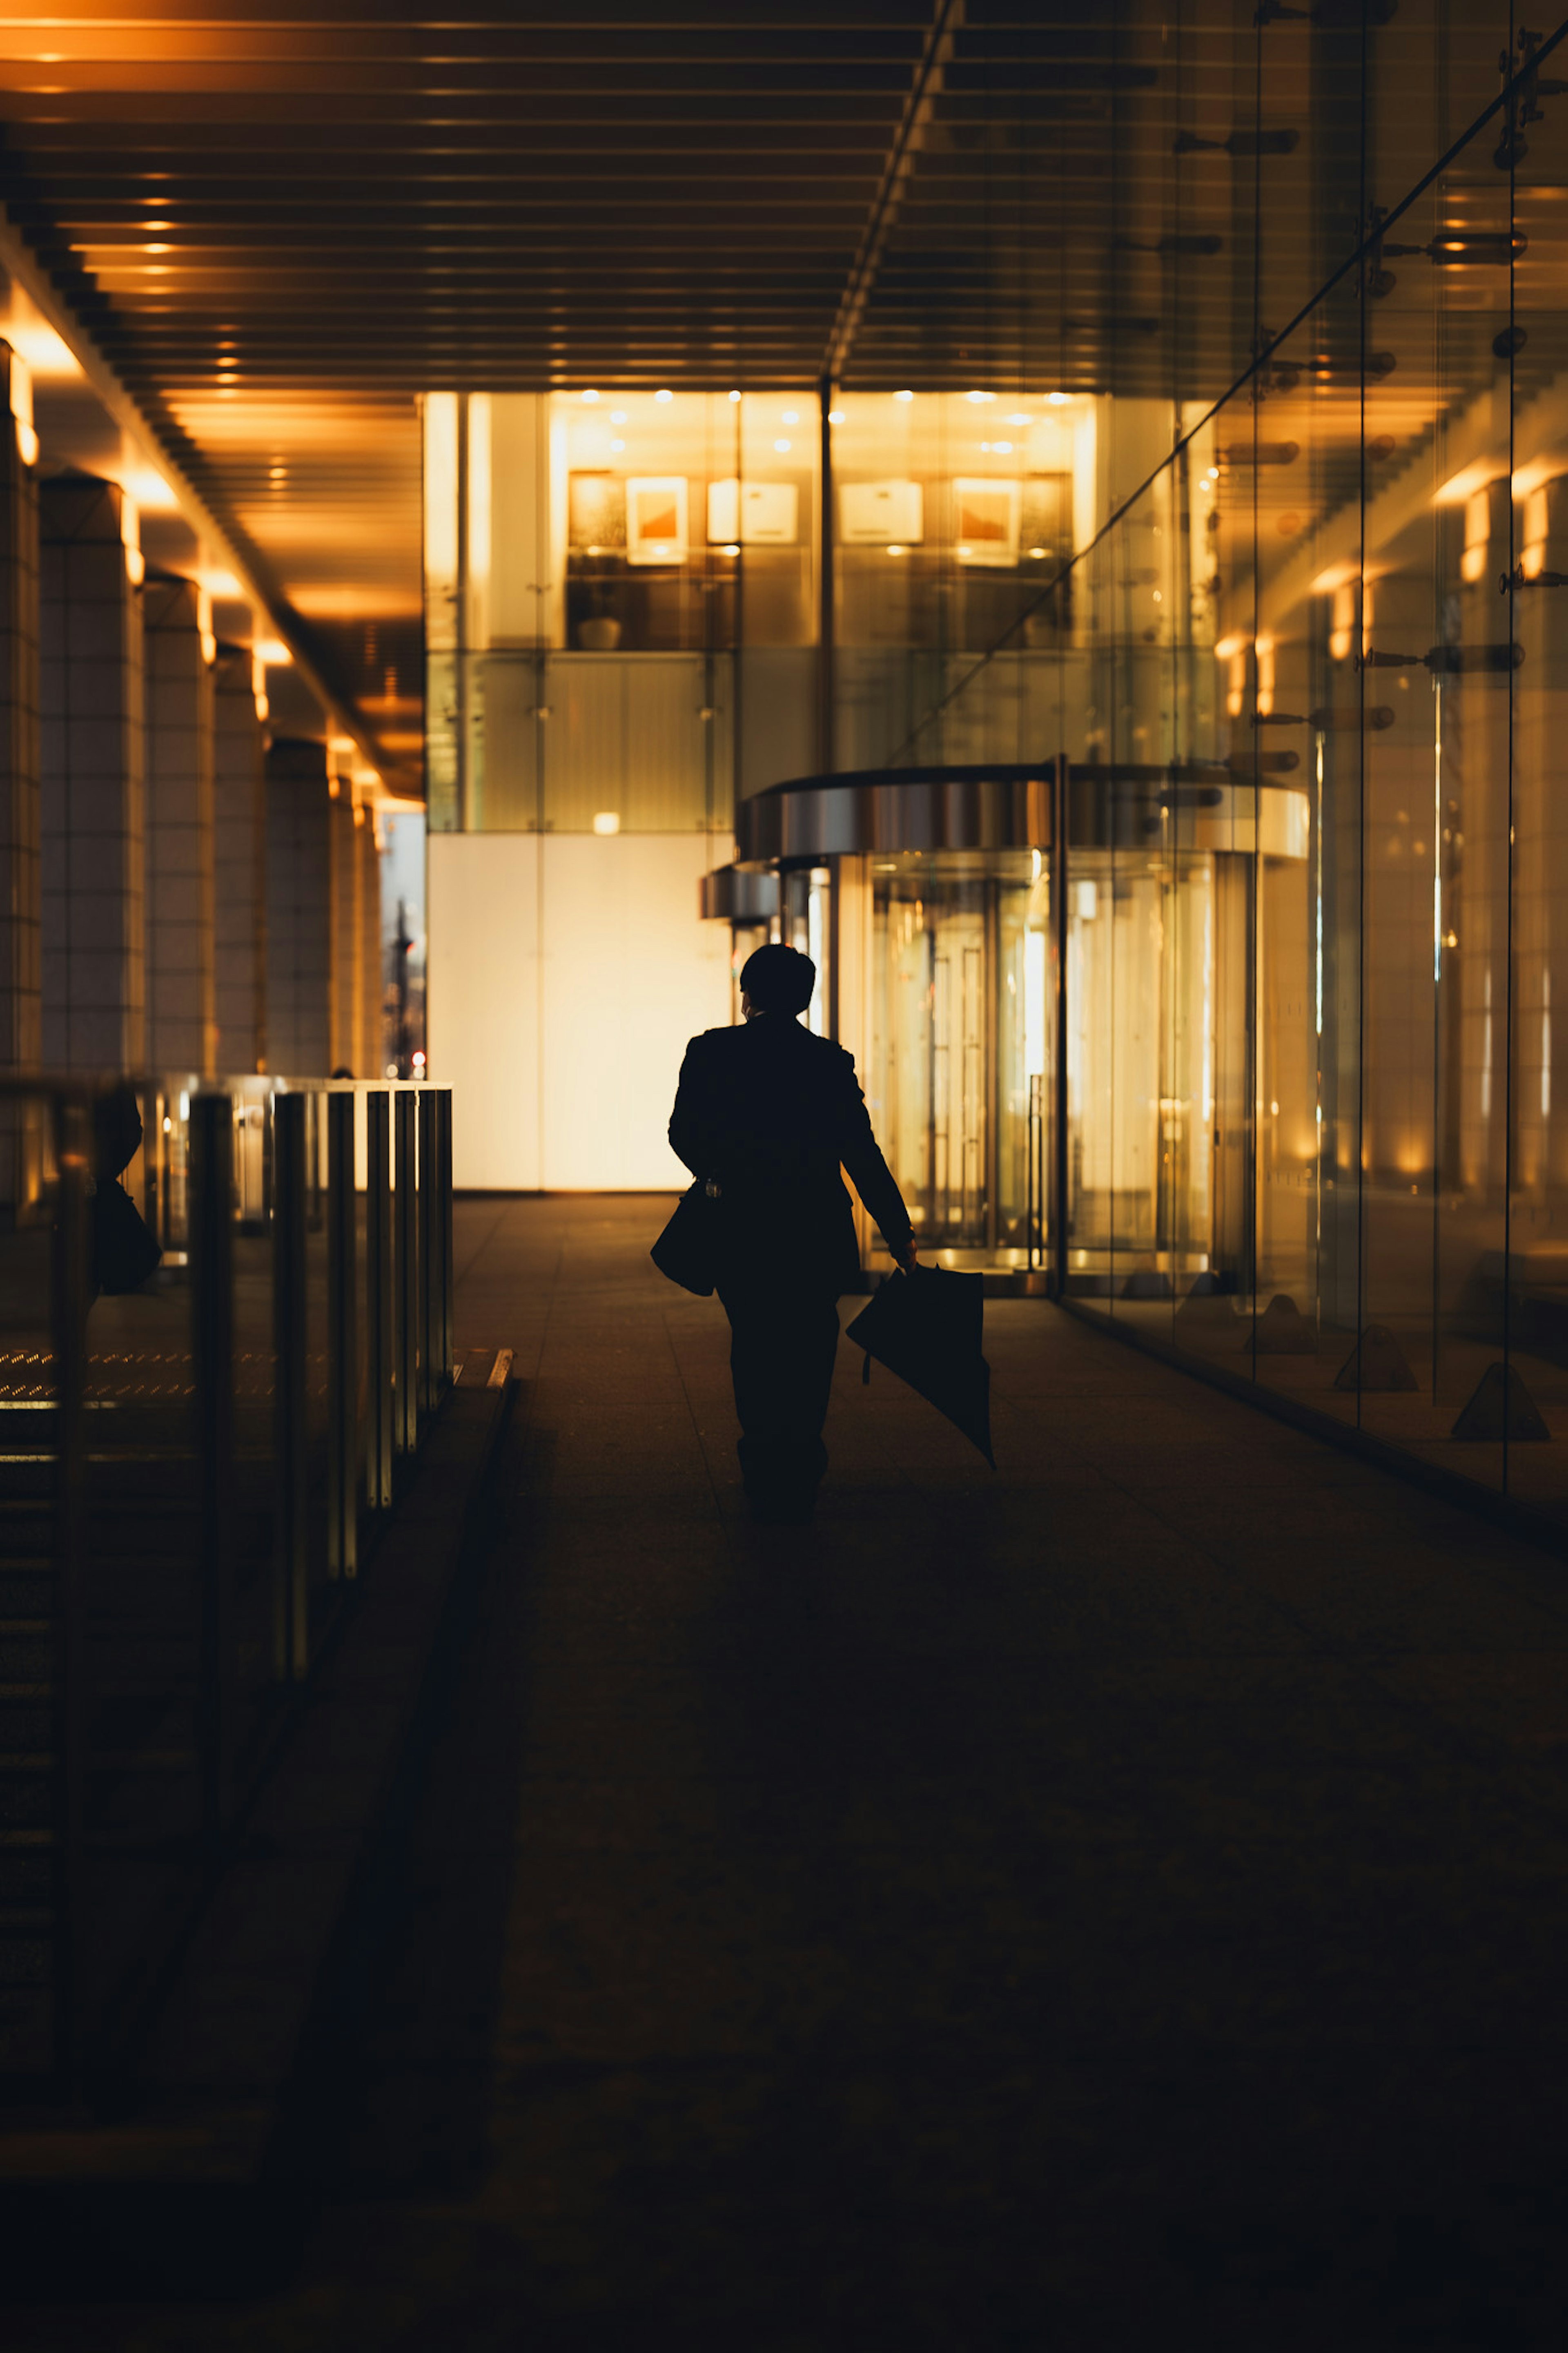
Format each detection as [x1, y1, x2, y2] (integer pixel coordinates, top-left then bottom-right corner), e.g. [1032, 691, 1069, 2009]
[669, 942, 917, 1525]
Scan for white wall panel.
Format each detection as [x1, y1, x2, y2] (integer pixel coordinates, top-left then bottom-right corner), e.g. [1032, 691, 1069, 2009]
[428, 828, 730, 1190]
[428, 832, 542, 1189]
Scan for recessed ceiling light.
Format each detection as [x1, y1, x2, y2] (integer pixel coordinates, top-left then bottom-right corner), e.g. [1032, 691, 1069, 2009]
[828, 408, 846, 424]
[993, 440, 1013, 455]
[774, 438, 791, 453]
[965, 390, 995, 404]
[781, 409, 799, 424]
[728, 389, 742, 402]
[610, 409, 627, 423]
[581, 389, 599, 402]
[654, 388, 673, 403]
[610, 437, 626, 452]
[1048, 391, 1070, 406]
[1005, 412, 1032, 426]
[893, 389, 915, 402]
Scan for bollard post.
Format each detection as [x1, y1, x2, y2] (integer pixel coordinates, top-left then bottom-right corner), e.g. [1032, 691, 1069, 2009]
[437, 1088, 454, 1383]
[326, 1089, 359, 1579]
[365, 1090, 394, 1510]
[272, 1094, 308, 1679]
[50, 1093, 90, 2097]
[418, 1088, 437, 1419]
[394, 1089, 418, 1455]
[1051, 752, 1070, 1303]
[191, 1094, 236, 1842]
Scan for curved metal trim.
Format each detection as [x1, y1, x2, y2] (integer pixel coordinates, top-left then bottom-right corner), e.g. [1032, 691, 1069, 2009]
[736, 764, 1054, 865]
[734, 757, 1307, 867]
[699, 865, 780, 922]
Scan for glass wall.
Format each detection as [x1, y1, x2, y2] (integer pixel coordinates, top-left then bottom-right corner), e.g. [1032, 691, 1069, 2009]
[904, 4, 1568, 1520]
[423, 388, 821, 834]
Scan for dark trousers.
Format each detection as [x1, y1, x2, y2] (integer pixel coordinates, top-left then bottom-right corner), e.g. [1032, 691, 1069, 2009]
[717, 1273, 842, 1509]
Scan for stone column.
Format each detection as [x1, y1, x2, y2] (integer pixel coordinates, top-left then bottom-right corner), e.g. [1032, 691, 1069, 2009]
[0, 343, 40, 1073]
[38, 474, 144, 1071]
[143, 573, 215, 1075]
[212, 642, 265, 1072]
[264, 736, 332, 1075]
[329, 785, 361, 1073]
[357, 807, 383, 1079]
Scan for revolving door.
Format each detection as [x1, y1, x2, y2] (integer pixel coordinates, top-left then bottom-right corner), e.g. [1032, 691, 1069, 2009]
[868, 852, 1050, 1268]
[728, 760, 1312, 1295]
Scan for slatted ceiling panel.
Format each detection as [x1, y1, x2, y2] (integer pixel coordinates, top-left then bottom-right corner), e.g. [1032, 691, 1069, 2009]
[0, 0, 1484, 781]
[0, 4, 935, 775]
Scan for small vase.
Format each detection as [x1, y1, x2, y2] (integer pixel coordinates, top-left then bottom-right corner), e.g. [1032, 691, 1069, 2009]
[579, 616, 622, 651]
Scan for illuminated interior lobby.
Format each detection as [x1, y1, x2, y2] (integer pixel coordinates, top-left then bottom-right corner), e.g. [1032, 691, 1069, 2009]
[9, 4, 1568, 2340]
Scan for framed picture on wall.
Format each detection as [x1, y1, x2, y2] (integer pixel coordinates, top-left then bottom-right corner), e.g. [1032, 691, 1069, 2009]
[568, 471, 626, 551]
[706, 478, 799, 545]
[952, 479, 1021, 566]
[838, 479, 924, 545]
[625, 476, 688, 565]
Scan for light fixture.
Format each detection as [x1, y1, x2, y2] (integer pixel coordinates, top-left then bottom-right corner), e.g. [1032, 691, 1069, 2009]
[1028, 546, 1046, 559]
[610, 437, 625, 452]
[654, 388, 673, 403]
[782, 409, 800, 424]
[993, 440, 1013, 454]
[828, 408, 846, 424]
[722, 542, 740, 556]
[774, 438, 791, 453]
[610, 408, 627, 423]
[728, 388, 742, 402]
[893, 389, 915, 402]
[593, 810, 621, 835]
[958, 543, 972, 557]
[1006, 412, 1033, 426]
[887, 543, 906, 556]
[965, 390, 996, 404]
[581, 388, 599, 402]
[1048, 391, 1070, 406]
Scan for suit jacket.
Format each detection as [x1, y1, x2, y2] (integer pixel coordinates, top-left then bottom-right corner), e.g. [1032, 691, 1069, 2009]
[668, 1015, 913, 1294]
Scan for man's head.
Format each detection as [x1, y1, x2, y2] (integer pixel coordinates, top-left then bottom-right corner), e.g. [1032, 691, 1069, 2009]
[739, 942, 816, 1018]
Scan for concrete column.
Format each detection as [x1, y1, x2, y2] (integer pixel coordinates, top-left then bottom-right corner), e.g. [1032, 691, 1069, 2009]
[143, 574, 216, 1074]
[0, 344, 40, 1072]
[357, 808, 383, 1079]
[329, 786, 360, 1073]
[38, 474, 144, 1071]
[264, 736, 332, 1075]
[212, 642, 266, 1072]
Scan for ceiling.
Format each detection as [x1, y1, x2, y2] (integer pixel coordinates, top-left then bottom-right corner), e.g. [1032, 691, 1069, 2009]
[0, 3, 1535, 793]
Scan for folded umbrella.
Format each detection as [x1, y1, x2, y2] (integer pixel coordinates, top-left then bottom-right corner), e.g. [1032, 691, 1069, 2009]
[846, 1265, 995, 1468]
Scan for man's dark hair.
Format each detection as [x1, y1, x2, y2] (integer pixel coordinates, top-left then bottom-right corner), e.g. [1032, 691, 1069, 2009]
[740, 942, 816, 1016]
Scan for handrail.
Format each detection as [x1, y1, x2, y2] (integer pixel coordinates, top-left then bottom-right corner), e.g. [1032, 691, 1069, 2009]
[0, 1071, 455, 2099]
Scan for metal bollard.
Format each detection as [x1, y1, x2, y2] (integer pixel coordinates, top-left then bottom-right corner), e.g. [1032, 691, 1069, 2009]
[437, 1088, 454, 1383]
[418, 1088, 437, 1418]
[365, 1091, 394, 1510]
[50, 1094, 90, 2097]
[394, 1089, 418, 1455]
[326, 1089, 359, 1579]
[272, 1094, 308, 1679]
[190, 1094, 236, 1841]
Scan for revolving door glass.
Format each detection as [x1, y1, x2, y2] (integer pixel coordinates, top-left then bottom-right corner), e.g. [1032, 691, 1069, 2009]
[869, 852, 1051, 1267]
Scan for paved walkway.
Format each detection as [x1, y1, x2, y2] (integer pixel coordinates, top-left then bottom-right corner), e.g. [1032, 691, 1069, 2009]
[20, 1194, 1568, 2345]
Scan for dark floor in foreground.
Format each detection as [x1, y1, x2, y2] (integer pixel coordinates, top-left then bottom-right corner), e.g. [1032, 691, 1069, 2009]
[16, 1193, 1568, 2346]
